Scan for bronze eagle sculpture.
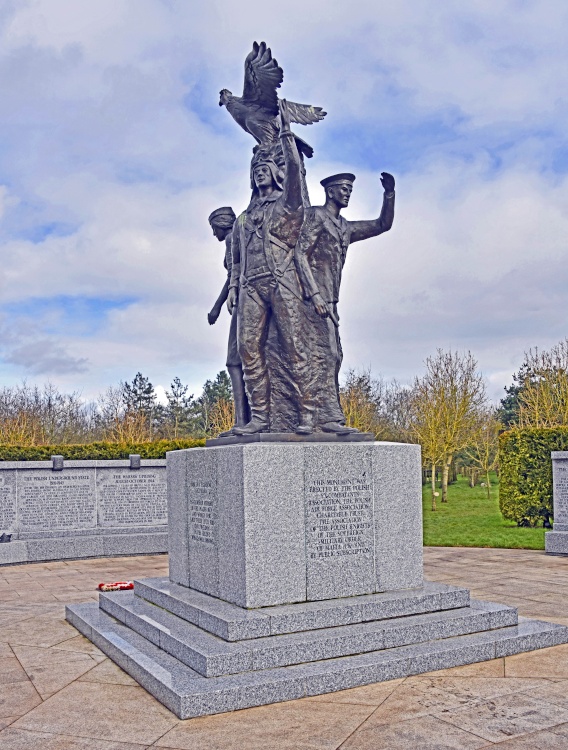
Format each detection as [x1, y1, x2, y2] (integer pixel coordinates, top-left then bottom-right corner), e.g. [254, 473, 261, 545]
[219, 41, 326, 158]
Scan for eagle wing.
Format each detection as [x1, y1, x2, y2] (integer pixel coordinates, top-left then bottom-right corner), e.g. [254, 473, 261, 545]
[242, 41, 283, 115]
[286, 100, 327, 125]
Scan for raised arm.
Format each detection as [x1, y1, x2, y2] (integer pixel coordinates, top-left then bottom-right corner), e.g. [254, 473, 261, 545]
[279, 99, 303, 212]
[349, 172, 395, 244]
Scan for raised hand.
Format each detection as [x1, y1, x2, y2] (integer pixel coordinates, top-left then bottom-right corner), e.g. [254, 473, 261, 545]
[380, 172, 395, 193]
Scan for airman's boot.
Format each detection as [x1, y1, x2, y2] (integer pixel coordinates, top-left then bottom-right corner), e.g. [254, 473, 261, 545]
[233, 416, 269, 435]
[321, 421, 358, 435]
[295, 412, 314, 435]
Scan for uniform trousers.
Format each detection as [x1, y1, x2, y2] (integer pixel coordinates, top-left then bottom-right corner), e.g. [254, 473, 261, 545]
[237, 275, 315, 423]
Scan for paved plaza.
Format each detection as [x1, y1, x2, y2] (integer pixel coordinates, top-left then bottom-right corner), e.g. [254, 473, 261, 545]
[1, 547, 568, 749]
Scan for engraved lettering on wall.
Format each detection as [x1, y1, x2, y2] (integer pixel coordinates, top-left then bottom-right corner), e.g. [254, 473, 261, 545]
[98, 470, 167, 527]
[0, 474, 17, 531]
[19, 472, 96, 530]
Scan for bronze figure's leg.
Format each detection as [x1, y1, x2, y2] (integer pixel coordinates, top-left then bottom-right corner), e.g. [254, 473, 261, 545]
[229, 364, 250, 427]
[234, 281, 271, 434]
[320, 309, 358, 434]
[269, 283, 316, 434]
[305, 303, 354, 434]
[218, 312, 250, 437]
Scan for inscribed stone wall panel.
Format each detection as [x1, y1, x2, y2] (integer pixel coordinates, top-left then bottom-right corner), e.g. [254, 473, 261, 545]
[18, 470, 96, 531]
[0, 470, 17, 533]
[97, 468, 167, 527]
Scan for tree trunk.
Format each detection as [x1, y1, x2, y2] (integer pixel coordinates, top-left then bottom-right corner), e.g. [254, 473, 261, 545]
[485, 469, 491, 500]
[441, 456, 452, 503]
[431, 462, 437, 511]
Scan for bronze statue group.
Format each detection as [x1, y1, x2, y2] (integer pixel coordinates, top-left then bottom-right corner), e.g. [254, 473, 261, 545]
[207, 43, 395, 437]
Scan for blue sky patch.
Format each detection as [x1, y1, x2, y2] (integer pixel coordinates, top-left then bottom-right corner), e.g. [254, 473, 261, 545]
[18, 221, 79, 244]
[1, 296, 137, 337]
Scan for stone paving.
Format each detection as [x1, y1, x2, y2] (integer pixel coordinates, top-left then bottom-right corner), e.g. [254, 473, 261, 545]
[1, 547, 568, 748]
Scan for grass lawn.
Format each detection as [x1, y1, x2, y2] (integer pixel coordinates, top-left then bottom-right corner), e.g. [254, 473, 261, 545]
[422, 473, 546, 550]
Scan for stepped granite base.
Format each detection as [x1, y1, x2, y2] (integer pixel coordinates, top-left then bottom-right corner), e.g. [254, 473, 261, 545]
[67, 577, 568, 719]
[66, 442, 568, 718]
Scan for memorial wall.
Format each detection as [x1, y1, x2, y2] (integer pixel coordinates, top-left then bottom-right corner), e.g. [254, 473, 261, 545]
[0, 457, 167, 564]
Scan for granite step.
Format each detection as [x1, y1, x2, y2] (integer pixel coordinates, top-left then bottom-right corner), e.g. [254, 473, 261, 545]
[66, 601, 568, 720]
[133, 577, 470, 641]
[99, 590, 517, 677]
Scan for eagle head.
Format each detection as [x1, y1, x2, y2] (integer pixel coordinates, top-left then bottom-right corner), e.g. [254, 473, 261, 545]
[219, 89, 232, 107]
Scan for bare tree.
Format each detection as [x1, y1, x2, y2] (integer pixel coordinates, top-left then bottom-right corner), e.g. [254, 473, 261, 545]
[340, 370, 384, 437]
[0, 383, 95, 445]
[208, 398, 235, 437]
[96, 385, 152, 443]
[516, 340, 568, 428]
[463, 408, 501, 499]
[408, 380, 446, 511]
[340, 370, 413, 441]
[410, 350, 486, 507]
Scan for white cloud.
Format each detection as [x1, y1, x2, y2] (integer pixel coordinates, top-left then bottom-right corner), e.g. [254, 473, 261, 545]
[0, 0, 567, 404]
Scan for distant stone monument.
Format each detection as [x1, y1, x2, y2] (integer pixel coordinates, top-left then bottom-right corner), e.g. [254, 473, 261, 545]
[67, 41, 568, 719]
[545, 451, 568, 555]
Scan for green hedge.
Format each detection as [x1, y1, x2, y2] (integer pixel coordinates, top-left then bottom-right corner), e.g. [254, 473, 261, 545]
[499, 427, 568, 525]
[0, 439, 205, 461]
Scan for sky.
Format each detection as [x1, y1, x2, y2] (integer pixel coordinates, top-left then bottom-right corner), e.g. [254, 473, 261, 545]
[0, 0, 567, 404]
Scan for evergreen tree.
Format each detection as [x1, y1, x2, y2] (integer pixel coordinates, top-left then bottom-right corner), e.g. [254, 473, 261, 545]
[120, 372, 161, 440]
[497, 363, 532, 428]
[200, 371, 233, 405]
[196, 371, 233, 435]
[165, 377, 198, 438]
[122, 372, 157, 415]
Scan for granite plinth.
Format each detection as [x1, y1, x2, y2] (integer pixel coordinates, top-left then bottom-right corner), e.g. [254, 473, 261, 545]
[66, 439, 568, 718]
[206, 432, 375, 446]
[67, 593, 568, 719]
[167, 442, 423, 607]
